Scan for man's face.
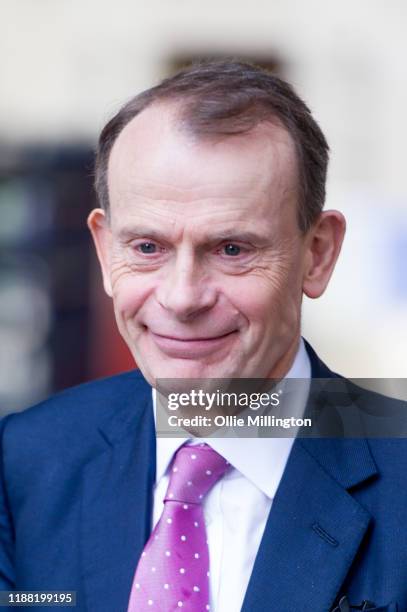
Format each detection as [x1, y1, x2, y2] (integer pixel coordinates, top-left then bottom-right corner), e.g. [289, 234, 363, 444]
[96, 105, 310, 386]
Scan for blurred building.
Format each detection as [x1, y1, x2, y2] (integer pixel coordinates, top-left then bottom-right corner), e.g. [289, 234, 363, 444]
[1, 0, 406, 413]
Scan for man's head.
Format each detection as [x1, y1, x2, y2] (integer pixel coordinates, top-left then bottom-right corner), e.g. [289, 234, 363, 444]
[89, 60, 345, 386]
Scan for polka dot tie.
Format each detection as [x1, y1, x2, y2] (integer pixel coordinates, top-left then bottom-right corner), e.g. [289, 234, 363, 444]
[127, 443, 230, 611]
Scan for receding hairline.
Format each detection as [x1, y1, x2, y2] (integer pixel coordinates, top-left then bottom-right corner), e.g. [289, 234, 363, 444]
[95, 59, 329, 232]
[106, 99, 300, 207]
[109, 98, 296, 156]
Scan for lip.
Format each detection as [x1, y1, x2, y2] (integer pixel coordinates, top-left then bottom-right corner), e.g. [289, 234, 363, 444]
[149, 330, 237, 359]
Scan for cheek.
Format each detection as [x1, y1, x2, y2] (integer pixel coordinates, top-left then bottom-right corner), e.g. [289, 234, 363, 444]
[221, 267, 302, 327]
[111, 274, 154, 320]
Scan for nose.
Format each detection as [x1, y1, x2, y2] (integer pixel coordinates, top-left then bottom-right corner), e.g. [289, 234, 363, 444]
[155, 249, 217, 321]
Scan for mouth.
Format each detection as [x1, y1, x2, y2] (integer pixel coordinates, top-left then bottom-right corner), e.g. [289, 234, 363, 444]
[148, 330, 237, 359]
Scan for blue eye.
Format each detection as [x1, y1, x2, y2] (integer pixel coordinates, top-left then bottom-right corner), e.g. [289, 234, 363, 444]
[224, 244, 241, 256]
[139, 242, 157, 254]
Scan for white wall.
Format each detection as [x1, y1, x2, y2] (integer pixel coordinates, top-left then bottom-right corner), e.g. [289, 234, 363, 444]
[1, 0, 406, 376]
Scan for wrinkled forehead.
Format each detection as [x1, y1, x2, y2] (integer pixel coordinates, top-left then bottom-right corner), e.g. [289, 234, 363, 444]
[107, 102, 299, 215]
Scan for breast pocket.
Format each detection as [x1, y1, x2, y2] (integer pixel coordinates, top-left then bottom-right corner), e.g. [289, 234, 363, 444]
[331, 599, 398, 611]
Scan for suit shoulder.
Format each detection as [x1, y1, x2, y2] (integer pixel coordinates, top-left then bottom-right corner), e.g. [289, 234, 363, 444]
[1, 369, 151, 445]
[343, 379, 407, 467]
[344, 377, 406, 414]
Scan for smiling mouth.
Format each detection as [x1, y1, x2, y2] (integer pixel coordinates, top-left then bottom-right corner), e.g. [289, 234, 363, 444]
[152, 331, 235, 342]
[148, 330, 237, 358]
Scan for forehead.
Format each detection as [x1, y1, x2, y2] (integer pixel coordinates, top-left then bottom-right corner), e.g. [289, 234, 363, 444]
[107, 103, 298, 227]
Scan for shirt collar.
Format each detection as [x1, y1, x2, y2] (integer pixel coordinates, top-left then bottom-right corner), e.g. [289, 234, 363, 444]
[153, 338, 310, 499]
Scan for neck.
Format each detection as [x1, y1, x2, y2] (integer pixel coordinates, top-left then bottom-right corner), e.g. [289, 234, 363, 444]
[267, 334, 301, 380]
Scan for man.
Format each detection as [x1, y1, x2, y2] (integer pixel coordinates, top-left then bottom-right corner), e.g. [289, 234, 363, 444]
[0, 61, 406, 611]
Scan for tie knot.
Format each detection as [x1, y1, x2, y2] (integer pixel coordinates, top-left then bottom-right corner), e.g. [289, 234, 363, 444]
[164, 443, 230, 504]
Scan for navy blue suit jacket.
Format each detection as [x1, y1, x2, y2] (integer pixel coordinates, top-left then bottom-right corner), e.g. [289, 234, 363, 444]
[1, 344, 406, 611]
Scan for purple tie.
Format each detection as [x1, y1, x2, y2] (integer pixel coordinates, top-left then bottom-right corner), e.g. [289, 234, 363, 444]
[127, 443, 230, 612]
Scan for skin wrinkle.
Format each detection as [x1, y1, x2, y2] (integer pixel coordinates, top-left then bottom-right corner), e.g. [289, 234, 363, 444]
[109, 232, 296, 290]
[89, 102, 345, 390]
[111, 174, 292, 203]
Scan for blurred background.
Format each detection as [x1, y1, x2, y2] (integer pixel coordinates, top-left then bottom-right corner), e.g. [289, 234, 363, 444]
[1, 0, 406, 414]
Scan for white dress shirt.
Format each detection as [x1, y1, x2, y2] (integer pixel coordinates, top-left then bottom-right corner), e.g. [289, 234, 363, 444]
[152, 339, 311, 612]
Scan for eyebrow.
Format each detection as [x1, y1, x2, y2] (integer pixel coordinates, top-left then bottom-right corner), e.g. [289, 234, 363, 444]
[117, 227, 170, 242]
[116, 226, 270, 245]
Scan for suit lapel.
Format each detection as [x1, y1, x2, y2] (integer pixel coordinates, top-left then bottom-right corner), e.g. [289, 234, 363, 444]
[242, 342, 379, 612]
[241, 437, 377, 612]
[80, 380, 156, 612]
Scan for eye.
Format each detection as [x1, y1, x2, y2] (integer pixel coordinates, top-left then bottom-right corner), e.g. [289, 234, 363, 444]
[223, 243, 241, 256]
[137, 242, 157, 254]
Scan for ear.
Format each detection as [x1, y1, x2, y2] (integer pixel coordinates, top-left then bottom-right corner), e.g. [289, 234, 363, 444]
[302, 210, 346, 299]
[87, 208, 113, 297]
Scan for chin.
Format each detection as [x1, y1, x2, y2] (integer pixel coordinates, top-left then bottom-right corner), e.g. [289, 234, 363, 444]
[146, 360, 273, 403]
[145, 358, 217, 381]
[138, 357, 236, 390]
